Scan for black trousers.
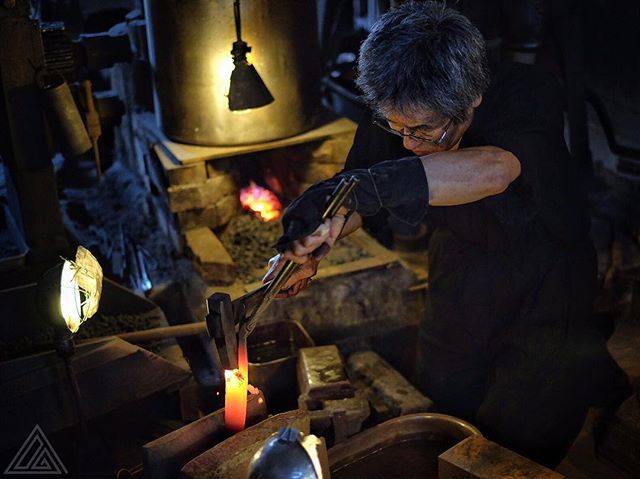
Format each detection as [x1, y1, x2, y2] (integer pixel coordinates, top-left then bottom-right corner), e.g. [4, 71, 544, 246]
[416, 243, 631, 468]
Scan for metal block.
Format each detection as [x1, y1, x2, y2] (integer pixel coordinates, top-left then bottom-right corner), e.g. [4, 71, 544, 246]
[298, 392, 370, 444]
[297, 345, 354, 401]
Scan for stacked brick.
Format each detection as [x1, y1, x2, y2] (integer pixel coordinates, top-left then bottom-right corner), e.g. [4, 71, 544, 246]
[163, 158, 241, 232]
[289, 133, 353, 195]
[152, 127, 354, 285]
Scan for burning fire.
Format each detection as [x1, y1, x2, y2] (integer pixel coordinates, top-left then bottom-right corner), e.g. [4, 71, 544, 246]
[240, 181, 282, 222]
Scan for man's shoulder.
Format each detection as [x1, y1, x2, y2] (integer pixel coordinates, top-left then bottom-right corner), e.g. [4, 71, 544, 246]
[491, 62, 560, 93]
[475, 62, 564, 136]
[485, 62, 563, 111]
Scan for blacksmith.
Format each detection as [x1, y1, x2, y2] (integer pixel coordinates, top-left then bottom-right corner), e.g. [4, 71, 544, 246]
[264, 1, 630, 467]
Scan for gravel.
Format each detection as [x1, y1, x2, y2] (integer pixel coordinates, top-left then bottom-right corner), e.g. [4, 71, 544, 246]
[219, 213, 370, 284]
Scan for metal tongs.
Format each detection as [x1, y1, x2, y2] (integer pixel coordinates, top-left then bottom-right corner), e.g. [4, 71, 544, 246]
[206, 176, 359, 370]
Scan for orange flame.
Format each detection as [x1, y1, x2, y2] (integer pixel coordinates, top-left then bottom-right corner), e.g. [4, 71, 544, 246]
[240, 181, 282, 222]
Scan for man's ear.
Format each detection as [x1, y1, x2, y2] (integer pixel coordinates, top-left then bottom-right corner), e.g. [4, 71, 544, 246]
[472, 95, 483, 108]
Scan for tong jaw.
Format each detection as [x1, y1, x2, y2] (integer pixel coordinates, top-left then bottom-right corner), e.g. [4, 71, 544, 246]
[205, 292, 242, 370]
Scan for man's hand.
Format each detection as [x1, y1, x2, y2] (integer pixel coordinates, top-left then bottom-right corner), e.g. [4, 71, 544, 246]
[263, 215, 346, 297]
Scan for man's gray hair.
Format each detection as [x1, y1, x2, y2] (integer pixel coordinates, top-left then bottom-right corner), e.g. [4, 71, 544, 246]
[356, 1, 490, 123]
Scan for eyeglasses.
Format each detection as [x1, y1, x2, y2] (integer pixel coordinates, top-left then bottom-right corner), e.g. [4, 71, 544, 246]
[372, 116, 454, 147]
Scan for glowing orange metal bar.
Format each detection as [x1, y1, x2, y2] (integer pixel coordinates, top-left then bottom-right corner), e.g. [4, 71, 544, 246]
[224, 338, 249, 432]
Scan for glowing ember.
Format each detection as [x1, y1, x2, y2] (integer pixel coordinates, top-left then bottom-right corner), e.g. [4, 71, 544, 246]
[240, 181, 282, 222]
[224, 340, 249, 432]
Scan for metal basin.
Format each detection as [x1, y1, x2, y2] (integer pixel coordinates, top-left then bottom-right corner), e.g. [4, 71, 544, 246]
[248, 320, 314, 413]
[328, 413, 481, 479]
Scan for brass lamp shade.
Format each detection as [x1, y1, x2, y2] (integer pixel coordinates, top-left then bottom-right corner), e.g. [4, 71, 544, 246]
[227, 3, 274, 111]
[229, 59, 274, 111]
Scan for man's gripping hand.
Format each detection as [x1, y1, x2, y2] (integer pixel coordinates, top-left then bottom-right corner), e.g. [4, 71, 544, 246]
[263, 215, 346, 298]
[267, 156, 428, 297]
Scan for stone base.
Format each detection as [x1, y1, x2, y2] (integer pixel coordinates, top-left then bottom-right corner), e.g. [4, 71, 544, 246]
[347, 350, 434, 423]
[438, 436, 564, 479]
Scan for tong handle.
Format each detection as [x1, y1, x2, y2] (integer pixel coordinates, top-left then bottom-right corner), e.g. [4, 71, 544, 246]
[240, 176, 359, 337]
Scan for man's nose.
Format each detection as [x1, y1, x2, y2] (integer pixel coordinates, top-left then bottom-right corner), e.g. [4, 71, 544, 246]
[403, 135, 438, 155]
[402, 135, 423, 151]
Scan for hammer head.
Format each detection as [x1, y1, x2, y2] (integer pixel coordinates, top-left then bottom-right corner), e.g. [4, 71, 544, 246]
[206, 292, 242, 370]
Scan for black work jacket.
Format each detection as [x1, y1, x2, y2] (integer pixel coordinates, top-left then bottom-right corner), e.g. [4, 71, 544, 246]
[345, 62, 596, 355]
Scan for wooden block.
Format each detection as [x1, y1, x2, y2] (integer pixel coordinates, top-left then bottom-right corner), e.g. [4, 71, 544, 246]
[181, 409, 310, 479]
[215, 194, 241, 227]
[438, 436, 565, 479]
[185, 227, 235, 284]
[297, 345, 354, 401]
[153, 145, 207, 186]
[168, 175, 236, 213]
[143, 391, 267, 479]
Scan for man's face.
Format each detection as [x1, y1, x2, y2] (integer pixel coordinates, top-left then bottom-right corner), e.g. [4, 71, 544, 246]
[381, 97, 481, 157]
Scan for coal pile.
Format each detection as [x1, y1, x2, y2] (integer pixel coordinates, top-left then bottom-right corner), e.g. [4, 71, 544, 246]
[219, 213, 281, 283]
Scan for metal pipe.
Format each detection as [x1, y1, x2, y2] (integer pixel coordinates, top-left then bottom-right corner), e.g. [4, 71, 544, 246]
[116, 322, 207, 342]
[41, 74, 92, 158]
[76, 322, 208, 344]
